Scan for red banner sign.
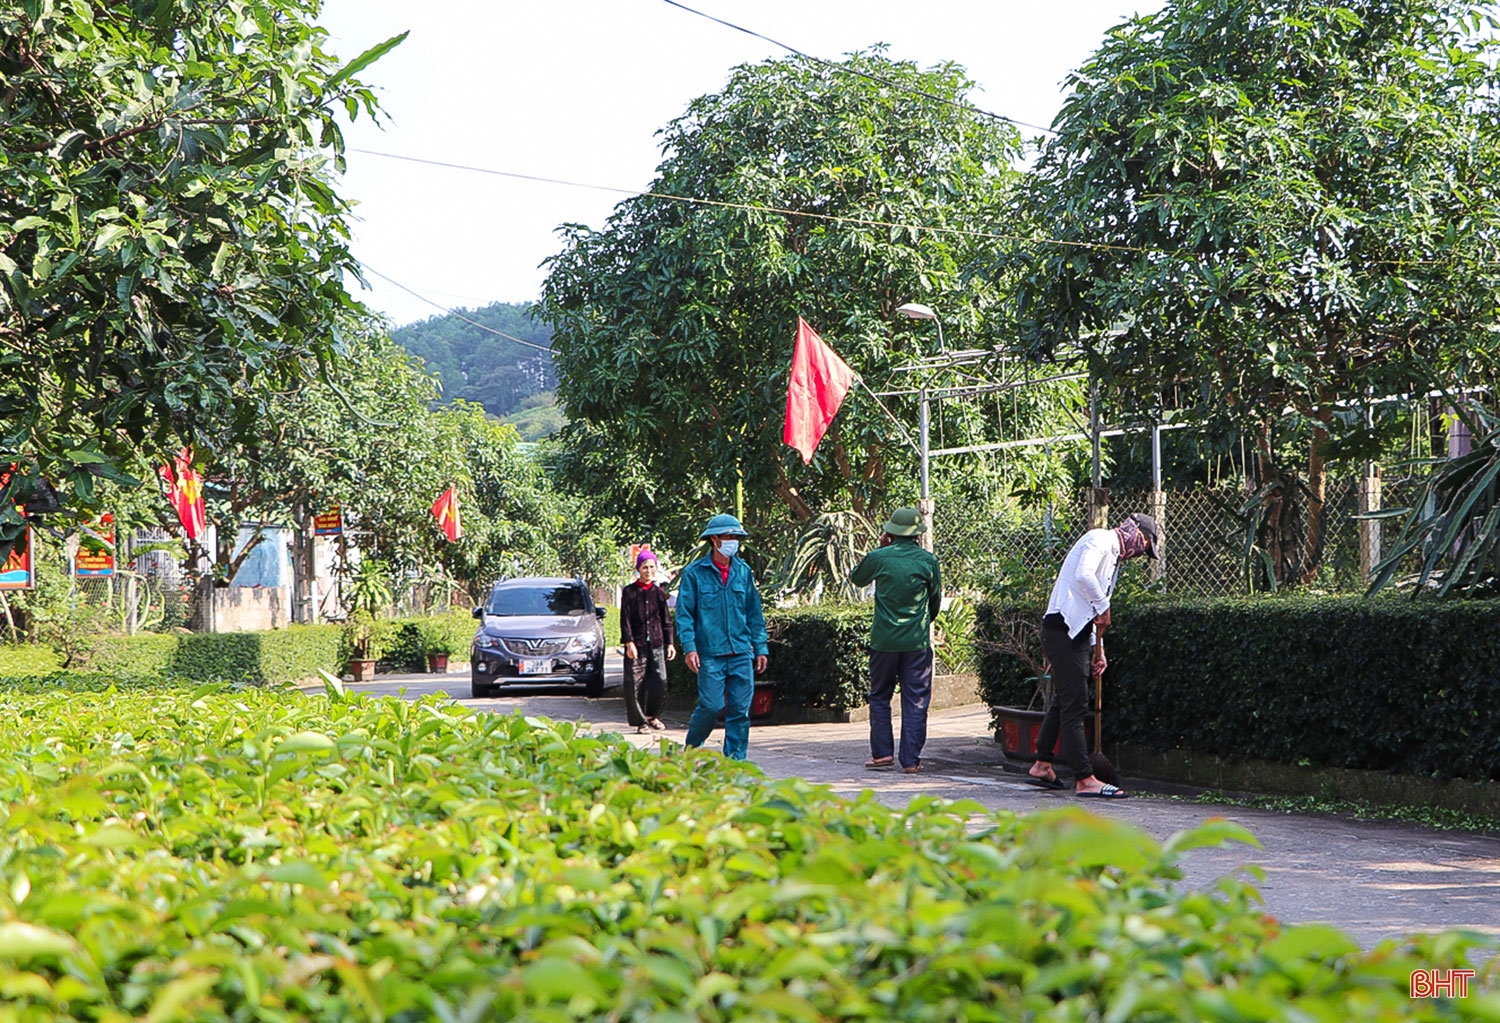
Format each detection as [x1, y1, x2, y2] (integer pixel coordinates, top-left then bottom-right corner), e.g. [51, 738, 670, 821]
[74, 512, 116, 577]
[314, 506, 343, 536]
[0, 522, 34, 590]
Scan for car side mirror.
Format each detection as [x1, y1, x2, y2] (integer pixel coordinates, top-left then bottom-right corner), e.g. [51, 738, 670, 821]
[595, 607, 607, 620]
[472, 606, 483, 620]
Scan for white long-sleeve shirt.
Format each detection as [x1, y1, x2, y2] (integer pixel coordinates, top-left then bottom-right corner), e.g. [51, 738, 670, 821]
[1046, 527, 1121, 639]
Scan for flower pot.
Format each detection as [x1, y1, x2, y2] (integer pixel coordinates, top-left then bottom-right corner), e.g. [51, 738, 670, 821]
[348, 658, 377, 682]
[995, 705, 1095, 761]
[426, 652, 450, 673]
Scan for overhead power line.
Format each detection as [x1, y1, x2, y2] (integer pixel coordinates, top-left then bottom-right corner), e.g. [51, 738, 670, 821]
[659, 0, 1058, 136]
[356, 261, 554, 353]
[349, 147, 1149, 255]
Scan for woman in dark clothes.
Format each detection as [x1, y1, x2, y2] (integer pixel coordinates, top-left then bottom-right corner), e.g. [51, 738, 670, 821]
[620, 548, 675, 732]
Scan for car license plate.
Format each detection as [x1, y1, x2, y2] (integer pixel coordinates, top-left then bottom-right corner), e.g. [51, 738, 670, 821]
[519, 659, 550, 675]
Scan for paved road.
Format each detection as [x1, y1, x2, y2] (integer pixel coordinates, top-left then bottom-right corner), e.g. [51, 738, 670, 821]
[336, 659, 1500, 950]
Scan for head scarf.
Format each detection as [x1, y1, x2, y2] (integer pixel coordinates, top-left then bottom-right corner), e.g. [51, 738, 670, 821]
[1115, 517, 1151, 561]
[635, 547, 658, 568]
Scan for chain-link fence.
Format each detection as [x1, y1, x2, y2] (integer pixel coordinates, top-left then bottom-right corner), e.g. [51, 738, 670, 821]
[934, 476, 1427, 597]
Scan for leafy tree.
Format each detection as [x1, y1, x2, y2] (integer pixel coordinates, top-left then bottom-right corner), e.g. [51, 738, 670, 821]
[1009, 0, 1500, 586]
[0, 0, 402, 554]
[391, 302, 555, 418]
[538, 50, 1022, 542]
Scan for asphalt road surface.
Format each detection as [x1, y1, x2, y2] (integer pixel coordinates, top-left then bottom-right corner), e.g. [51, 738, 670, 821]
[332, 657, 1500, 951]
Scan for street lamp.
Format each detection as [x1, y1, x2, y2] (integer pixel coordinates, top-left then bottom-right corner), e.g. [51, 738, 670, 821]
[897, 302, 941, 549]
[895, 302, 945, 353]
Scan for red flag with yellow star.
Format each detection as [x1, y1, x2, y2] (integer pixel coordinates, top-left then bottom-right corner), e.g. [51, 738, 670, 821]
[431, 487, 462, 542]
[158, 448, 207, 541]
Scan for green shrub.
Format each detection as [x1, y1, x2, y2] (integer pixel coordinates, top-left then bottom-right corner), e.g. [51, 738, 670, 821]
[0, 642, 63, 677]
[668, 604, 873, 711]
[1102, 595, 1500, 782]
[91, 633, 179, 677]
[0, 685, 1490, 1019]
[384, 611, 477, 671]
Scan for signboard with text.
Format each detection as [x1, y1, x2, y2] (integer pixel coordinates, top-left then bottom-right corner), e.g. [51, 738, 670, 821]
[0, 522, 34, 590]
[74, 512, 116, 577]
[314, 506, 343, 536]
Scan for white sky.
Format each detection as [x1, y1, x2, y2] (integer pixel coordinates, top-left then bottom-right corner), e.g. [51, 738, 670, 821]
[318, 1, 1162, 327]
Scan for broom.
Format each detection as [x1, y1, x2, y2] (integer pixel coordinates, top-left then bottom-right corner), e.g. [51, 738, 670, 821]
[1089, 633, 1119, 786]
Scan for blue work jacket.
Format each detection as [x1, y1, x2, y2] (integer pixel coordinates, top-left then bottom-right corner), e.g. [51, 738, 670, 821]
[675, 554, 769, 658]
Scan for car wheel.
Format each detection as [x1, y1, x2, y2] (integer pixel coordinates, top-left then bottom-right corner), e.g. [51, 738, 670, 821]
[471, 676, 492, 699]
[584, 671, 604, 698]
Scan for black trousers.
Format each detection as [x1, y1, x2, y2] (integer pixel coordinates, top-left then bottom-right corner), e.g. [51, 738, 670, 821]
[623, 644, 667, 726]
[1036, 614, 1094, 779]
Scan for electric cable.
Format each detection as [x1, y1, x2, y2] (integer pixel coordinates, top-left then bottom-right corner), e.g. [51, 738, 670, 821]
[659, 0, 1058, 136]
[349, 147, 1150, 255]
[355, 260, 554, 353]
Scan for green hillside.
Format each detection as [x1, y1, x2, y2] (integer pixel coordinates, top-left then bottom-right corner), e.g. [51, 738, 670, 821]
[392, 302, 555, 419]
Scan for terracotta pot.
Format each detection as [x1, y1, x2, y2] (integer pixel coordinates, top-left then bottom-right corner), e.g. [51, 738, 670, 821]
[426, 653, 450, 673]
[995, 706, 1096, 761]
[348, 658, 376, 682]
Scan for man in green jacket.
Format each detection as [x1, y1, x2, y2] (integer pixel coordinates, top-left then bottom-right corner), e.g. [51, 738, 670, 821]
[849, 507, 943, 773]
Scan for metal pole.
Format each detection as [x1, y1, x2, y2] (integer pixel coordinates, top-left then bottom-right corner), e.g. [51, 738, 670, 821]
[919, 388, 934, 552]
[934, 317, 946, 354]
[1151, 422, 1162, 491]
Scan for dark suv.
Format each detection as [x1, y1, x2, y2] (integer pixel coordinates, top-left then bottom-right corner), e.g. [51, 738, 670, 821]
[470, 576, 608, 698]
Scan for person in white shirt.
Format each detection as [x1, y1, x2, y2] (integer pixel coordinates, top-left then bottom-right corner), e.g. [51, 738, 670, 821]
[1027, 513, 1161, 798]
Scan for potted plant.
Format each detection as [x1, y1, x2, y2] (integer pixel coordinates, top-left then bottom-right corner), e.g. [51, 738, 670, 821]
[423, 627, 455, 673]
[344, 609, 379, 682]
[343, 559, 392, 681]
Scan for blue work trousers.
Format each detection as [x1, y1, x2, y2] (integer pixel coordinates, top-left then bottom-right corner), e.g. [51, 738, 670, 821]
[868, 648, 934, 770]
[684, 652, 754, 760]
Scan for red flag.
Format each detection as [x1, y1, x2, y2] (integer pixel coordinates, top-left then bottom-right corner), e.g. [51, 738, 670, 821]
[158, 448, 207, 541]
[783, 317, 855, 464]
[431, 487, 462, 542]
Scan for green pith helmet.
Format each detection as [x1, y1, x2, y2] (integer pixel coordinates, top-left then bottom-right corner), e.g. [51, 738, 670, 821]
[881, 507, 925, 536]
[699, 513, 750, 539]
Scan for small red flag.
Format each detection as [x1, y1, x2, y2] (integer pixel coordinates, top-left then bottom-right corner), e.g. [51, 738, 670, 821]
[431, 487, 462, 542]
[783, 317, 855, 464]
[158, 448, 207, 541]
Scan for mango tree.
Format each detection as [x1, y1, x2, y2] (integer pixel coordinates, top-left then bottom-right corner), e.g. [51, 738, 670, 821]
[0, 0, 403, 557]
[1009, 0, 1500, 586]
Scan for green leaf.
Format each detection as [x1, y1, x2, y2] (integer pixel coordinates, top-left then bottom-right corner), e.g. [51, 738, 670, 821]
[325, 32, 408, 91]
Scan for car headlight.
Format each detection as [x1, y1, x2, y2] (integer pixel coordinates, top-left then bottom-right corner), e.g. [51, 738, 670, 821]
[565, 633, 599, 653]
[475, 635, 503, 650]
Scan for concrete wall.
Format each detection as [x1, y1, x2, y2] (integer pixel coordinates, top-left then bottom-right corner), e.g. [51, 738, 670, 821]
[212, 586, 292, 632]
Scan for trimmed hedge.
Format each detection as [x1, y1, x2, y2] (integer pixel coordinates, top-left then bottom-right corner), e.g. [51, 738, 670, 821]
[0, 615, 470, 685]
[979, 595, 1500, 783]
[668, 604, 874, 711]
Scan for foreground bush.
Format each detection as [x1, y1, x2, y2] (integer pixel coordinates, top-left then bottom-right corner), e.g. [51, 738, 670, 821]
[0, 677, 1493, 1020]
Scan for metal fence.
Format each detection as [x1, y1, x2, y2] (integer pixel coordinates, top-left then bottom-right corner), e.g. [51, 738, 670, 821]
[933, 476, 1428, 597]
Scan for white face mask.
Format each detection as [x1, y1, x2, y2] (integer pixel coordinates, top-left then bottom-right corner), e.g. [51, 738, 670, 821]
[717, 539, 740, 558]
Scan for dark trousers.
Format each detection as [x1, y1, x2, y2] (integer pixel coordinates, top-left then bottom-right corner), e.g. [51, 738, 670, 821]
[868, 648, 934, 769]
[1036, 615, 1094, 779]
[623, 645, 667, 726]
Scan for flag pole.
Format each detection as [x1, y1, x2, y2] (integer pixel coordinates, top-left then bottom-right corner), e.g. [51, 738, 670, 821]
[852, 377, 920, 459]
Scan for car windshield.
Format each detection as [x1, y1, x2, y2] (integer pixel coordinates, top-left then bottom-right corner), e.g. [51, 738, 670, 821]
[486, 585, 588, 617]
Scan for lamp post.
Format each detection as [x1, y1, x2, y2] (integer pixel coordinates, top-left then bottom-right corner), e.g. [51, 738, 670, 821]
[896, 302, 942, 550]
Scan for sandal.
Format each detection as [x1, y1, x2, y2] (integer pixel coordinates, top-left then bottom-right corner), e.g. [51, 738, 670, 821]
[902, 763, 924, 774]
[864, 756, 895, 769]
[1076, 783, 1129, 799]
[648, 718, 666, 731]
[1025, 774, 1067, 790]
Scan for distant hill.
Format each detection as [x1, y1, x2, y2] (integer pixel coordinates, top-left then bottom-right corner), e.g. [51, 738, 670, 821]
[392, 302, 555, 419]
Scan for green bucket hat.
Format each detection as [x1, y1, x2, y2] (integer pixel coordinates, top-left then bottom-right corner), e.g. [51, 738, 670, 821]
[699, 513, 750, 539]
[881, 507, 925, 537]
